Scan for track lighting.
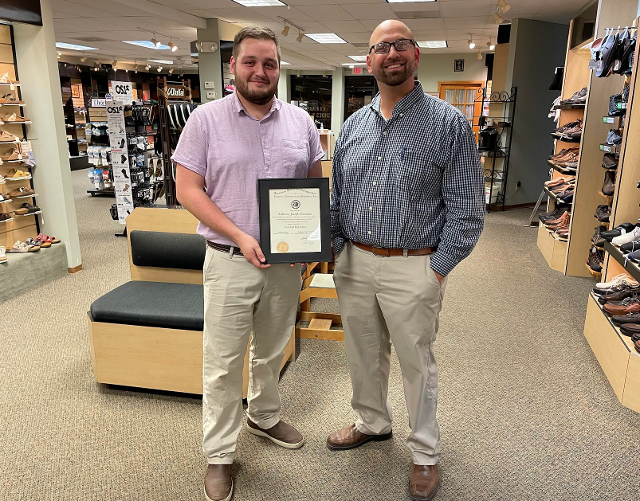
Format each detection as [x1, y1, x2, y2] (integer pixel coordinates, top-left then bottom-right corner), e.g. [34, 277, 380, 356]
[157, 66, 163, 72]
[282, 24, 290, 37]
[467, 35, 475, 49]
[497, 0, 511, 14]
[297, 31, 304, 43]
[151, 36, 161, 48]
[94, 67, 98, 72]
[487, 38, 495, 51]
[168, 41, 177, 52]
[494, 12, 504, 24]
[169, 68, 174, 74]
[297, 70, 301, 77]
[145, 64, 150, 70]
[80, 56, 87, 63]
[477, 51, 483, 60]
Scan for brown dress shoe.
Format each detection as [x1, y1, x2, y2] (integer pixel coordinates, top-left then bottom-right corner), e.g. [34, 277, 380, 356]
[326, 423, 392, 450]
[410, 464, 440, 501]
[603, 299, 640, 316]
[246, 419, 305, 449]
[204, 464, 233, 501]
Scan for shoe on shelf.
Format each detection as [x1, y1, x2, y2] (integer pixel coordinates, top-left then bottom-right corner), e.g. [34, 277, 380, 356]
[612, 312, 640, 325]
[561, 86, 587, 105]
[592, 226, 606, 248]
[0, 245, 6, 263]
[6, 240, 37, 253]
[595, 204, 611, 222]
[0, 93, 24, 105]
[587, 247, 604, 273]
[620, 324, 640, 337]
[597, 288, 640, 304]
[595, 273, 639, 290]
[0, 211, 13, 222]
[0, 174, 5, 184]
[24, 237, 40, 252]
[601, 223, 637, 242]
[6, 186, 35, 198]
[627, 249, 640, 264]
[604, 297, 640, 315]
[0, 72, 19, 85]
[5, 168, 30, 179]
[602, 153, 619, 169]
[1, 113, 28, 123]
[35, 233, 51, 248]
[1, 145, 22, 162]
[602, 170, 616, 196]
[606, 129, 623, 145]
[546, 212, 570, 230]
[0, 129, 19, 142]
[16, 202, 40, 215]
[612, 226, 640, 247]
[556, 190, 574, 203]
[620, 240, 640, 253]
[539, 207, 564, 223]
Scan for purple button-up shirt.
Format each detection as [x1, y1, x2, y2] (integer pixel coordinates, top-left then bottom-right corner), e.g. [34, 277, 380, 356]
[172, 92, 324, 245]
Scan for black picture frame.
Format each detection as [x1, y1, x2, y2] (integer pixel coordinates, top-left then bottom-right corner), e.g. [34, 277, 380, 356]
[258, 177, 332, 264]
[454, 59, 464, 72]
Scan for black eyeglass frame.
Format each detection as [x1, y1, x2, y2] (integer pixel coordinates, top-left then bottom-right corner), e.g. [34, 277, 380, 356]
[368, 38, 417, 55]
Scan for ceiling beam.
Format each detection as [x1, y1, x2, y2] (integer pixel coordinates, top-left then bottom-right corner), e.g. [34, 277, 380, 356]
[108, 0, 207, 29]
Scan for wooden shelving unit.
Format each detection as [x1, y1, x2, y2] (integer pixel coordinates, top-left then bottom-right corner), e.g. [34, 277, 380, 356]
[582, 4, 640, 415]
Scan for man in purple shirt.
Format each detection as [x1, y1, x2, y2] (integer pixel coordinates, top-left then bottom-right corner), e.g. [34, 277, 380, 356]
[173, 26, 323, 501]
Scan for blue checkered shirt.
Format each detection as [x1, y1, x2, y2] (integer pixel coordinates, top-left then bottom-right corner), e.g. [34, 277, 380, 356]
[331, 82, 485, 277]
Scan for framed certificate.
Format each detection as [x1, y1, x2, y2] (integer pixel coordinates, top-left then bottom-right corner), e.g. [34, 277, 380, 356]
[258, 178, 332, 264]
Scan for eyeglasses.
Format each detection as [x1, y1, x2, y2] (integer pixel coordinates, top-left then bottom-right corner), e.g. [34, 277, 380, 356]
[369, 38, 416, 55]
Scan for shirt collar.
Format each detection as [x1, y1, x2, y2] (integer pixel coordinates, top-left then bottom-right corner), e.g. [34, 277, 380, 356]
[370, 81, 424, 118]
[232, 91, 281, 118]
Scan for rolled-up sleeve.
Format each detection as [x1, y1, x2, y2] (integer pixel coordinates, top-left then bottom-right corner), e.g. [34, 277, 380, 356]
[430, 113, 486, 277]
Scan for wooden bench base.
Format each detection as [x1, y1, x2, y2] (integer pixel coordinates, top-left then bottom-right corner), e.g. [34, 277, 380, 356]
[88, 315, 295, 397]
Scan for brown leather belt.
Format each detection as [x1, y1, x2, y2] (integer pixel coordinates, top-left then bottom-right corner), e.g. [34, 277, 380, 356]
[208, 241, 244, 256]
[352, 241, 436, 257]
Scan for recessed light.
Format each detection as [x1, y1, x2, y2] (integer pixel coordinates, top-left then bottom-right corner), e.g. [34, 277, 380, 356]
[306, 33, 347, 44]
[417, 41, 448, 49]
[281, 61, 291, 65]
[232, 0, 286, 5]
[349, 55, 367, 61]
[56, 42, 98, 51]
[149, 59, 173, 65]
[123, 40, 171, 50]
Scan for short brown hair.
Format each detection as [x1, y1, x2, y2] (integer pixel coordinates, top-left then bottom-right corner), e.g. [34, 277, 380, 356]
[232, 26, 281, 64]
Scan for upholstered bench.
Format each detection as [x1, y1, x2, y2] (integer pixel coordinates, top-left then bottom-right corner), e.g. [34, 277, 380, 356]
[87, 207, 295, 395]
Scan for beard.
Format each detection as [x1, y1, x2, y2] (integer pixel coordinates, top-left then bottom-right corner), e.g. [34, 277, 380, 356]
[373, 58, 416, 86]
[235, 76, 277, 105]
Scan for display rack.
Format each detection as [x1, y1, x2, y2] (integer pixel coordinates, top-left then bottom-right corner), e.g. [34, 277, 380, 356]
[536, 0, 636, 277]
[582, 4, 640, 416]
[0, 24, 40, 249]
[473, 87, 517, 211]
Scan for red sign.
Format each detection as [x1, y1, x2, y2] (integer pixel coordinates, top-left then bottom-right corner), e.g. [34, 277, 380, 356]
[353, 67, 362, 74]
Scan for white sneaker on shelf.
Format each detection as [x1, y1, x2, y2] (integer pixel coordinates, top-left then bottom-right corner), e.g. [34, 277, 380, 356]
[612, 227, 640, 247]
[596, 273, 639, 289]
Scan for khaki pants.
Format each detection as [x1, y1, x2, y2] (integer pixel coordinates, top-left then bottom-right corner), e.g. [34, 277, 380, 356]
[333, 242, 447, 465]
[202, 246, 301, 464]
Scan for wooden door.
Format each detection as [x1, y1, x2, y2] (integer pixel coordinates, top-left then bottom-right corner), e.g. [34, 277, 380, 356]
[438, 81, 484, 138]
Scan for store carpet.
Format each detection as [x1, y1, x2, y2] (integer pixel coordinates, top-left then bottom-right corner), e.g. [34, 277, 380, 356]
[2, 172, 640, 500]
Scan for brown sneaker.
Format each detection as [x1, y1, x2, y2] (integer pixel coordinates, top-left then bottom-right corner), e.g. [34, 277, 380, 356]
[204, 464, 233, 501]
[326, 423, 393, 450]
[246, 419, 305, 449]
[410, 464, 440, 501]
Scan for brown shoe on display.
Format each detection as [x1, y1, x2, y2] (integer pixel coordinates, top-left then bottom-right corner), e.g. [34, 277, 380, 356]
[410, 464, 440, 501]
[204, 464, 233, 501]
[603, 298, 640, 316]
[326, 423, 393, 450]
[246, 419, 305, 449]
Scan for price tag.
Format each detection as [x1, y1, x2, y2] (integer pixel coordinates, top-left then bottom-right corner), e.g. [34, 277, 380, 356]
[603, 117, 615, 124]
[20, 140, 32, 152]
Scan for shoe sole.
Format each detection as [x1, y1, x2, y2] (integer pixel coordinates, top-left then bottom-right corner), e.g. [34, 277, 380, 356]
[411, 484, 440, 501]
[204, 480, 233, 501]
[246, 426, 305, 449]
[326, 431, 393, 451]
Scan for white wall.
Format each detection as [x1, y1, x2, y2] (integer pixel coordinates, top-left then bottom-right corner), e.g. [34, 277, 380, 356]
[417, 54, 488, 93]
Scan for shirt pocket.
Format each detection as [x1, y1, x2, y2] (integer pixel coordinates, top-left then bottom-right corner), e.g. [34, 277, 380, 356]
[394, 149, 442, 200]
[279, 139, 308, 175]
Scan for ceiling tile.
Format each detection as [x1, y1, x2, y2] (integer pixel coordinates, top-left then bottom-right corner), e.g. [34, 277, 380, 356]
[439, 0, 494, 18]
[342, 4, 397, 20]
[296, 5, 356, 22]
[443, 16, 492, 29]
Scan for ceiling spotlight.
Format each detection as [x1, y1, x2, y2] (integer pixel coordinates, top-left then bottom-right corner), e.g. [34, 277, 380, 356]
[57, 53, 61, 59]
[477, 51, 483, 60]
[497, 0, 511, 13]
[145, 64, 150, 70]
[297, 70, 301, 77]
[113, 60, 118, 66]
[80, 56, 87, 63]
[323, 70, 326, 77]
[125, 69, 128, 73]
[157, 66, 163, 72]
[94, 67, 98, 72]
[468, 36, 475, 49]
[297, 31, 304, 43]
[168, 41, 178, 52]
[487, 39, 495, 51]
[151, 36, 161, 48]
[494, 12, 504, 24]
[282, 24, 290, 37]
[169, 68, 174, 74]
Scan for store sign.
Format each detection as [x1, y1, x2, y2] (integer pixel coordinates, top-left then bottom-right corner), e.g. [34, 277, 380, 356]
[91, 98, 106, 108]
[353, 67, 362, 75]
[166, 85, 186, 99]
[107, 99, 134, 224]
[110, 81, 134, 105]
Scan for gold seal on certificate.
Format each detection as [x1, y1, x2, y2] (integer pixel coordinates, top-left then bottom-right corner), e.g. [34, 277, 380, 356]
[259, 178, 332, 264]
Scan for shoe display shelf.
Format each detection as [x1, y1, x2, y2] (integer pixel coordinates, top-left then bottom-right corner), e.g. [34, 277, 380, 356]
[473, 87, 517, 212]
[583, 10, 640, 415]
[538, 0, 638, 277]
[0, 24, 40, 251]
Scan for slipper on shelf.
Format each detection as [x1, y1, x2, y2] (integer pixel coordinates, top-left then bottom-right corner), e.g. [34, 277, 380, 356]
[6, 186, 34, 197]
[25, 237, 41, 251]
[0, 129, 19, 142]
[36, 233, 52, 248]
[7, 241, 31, 253]
[1, 145, 22, 161]
[1, 113, 28, 123]
[0, 72, 19, 85]
[48, 235, 61, 244]
[18, 202, 40, 214]
[0, 93, 24, 105]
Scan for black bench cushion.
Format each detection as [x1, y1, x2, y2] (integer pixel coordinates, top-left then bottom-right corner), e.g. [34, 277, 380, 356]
[130, 230, 206, 270]
[90, 281, 203, 331]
